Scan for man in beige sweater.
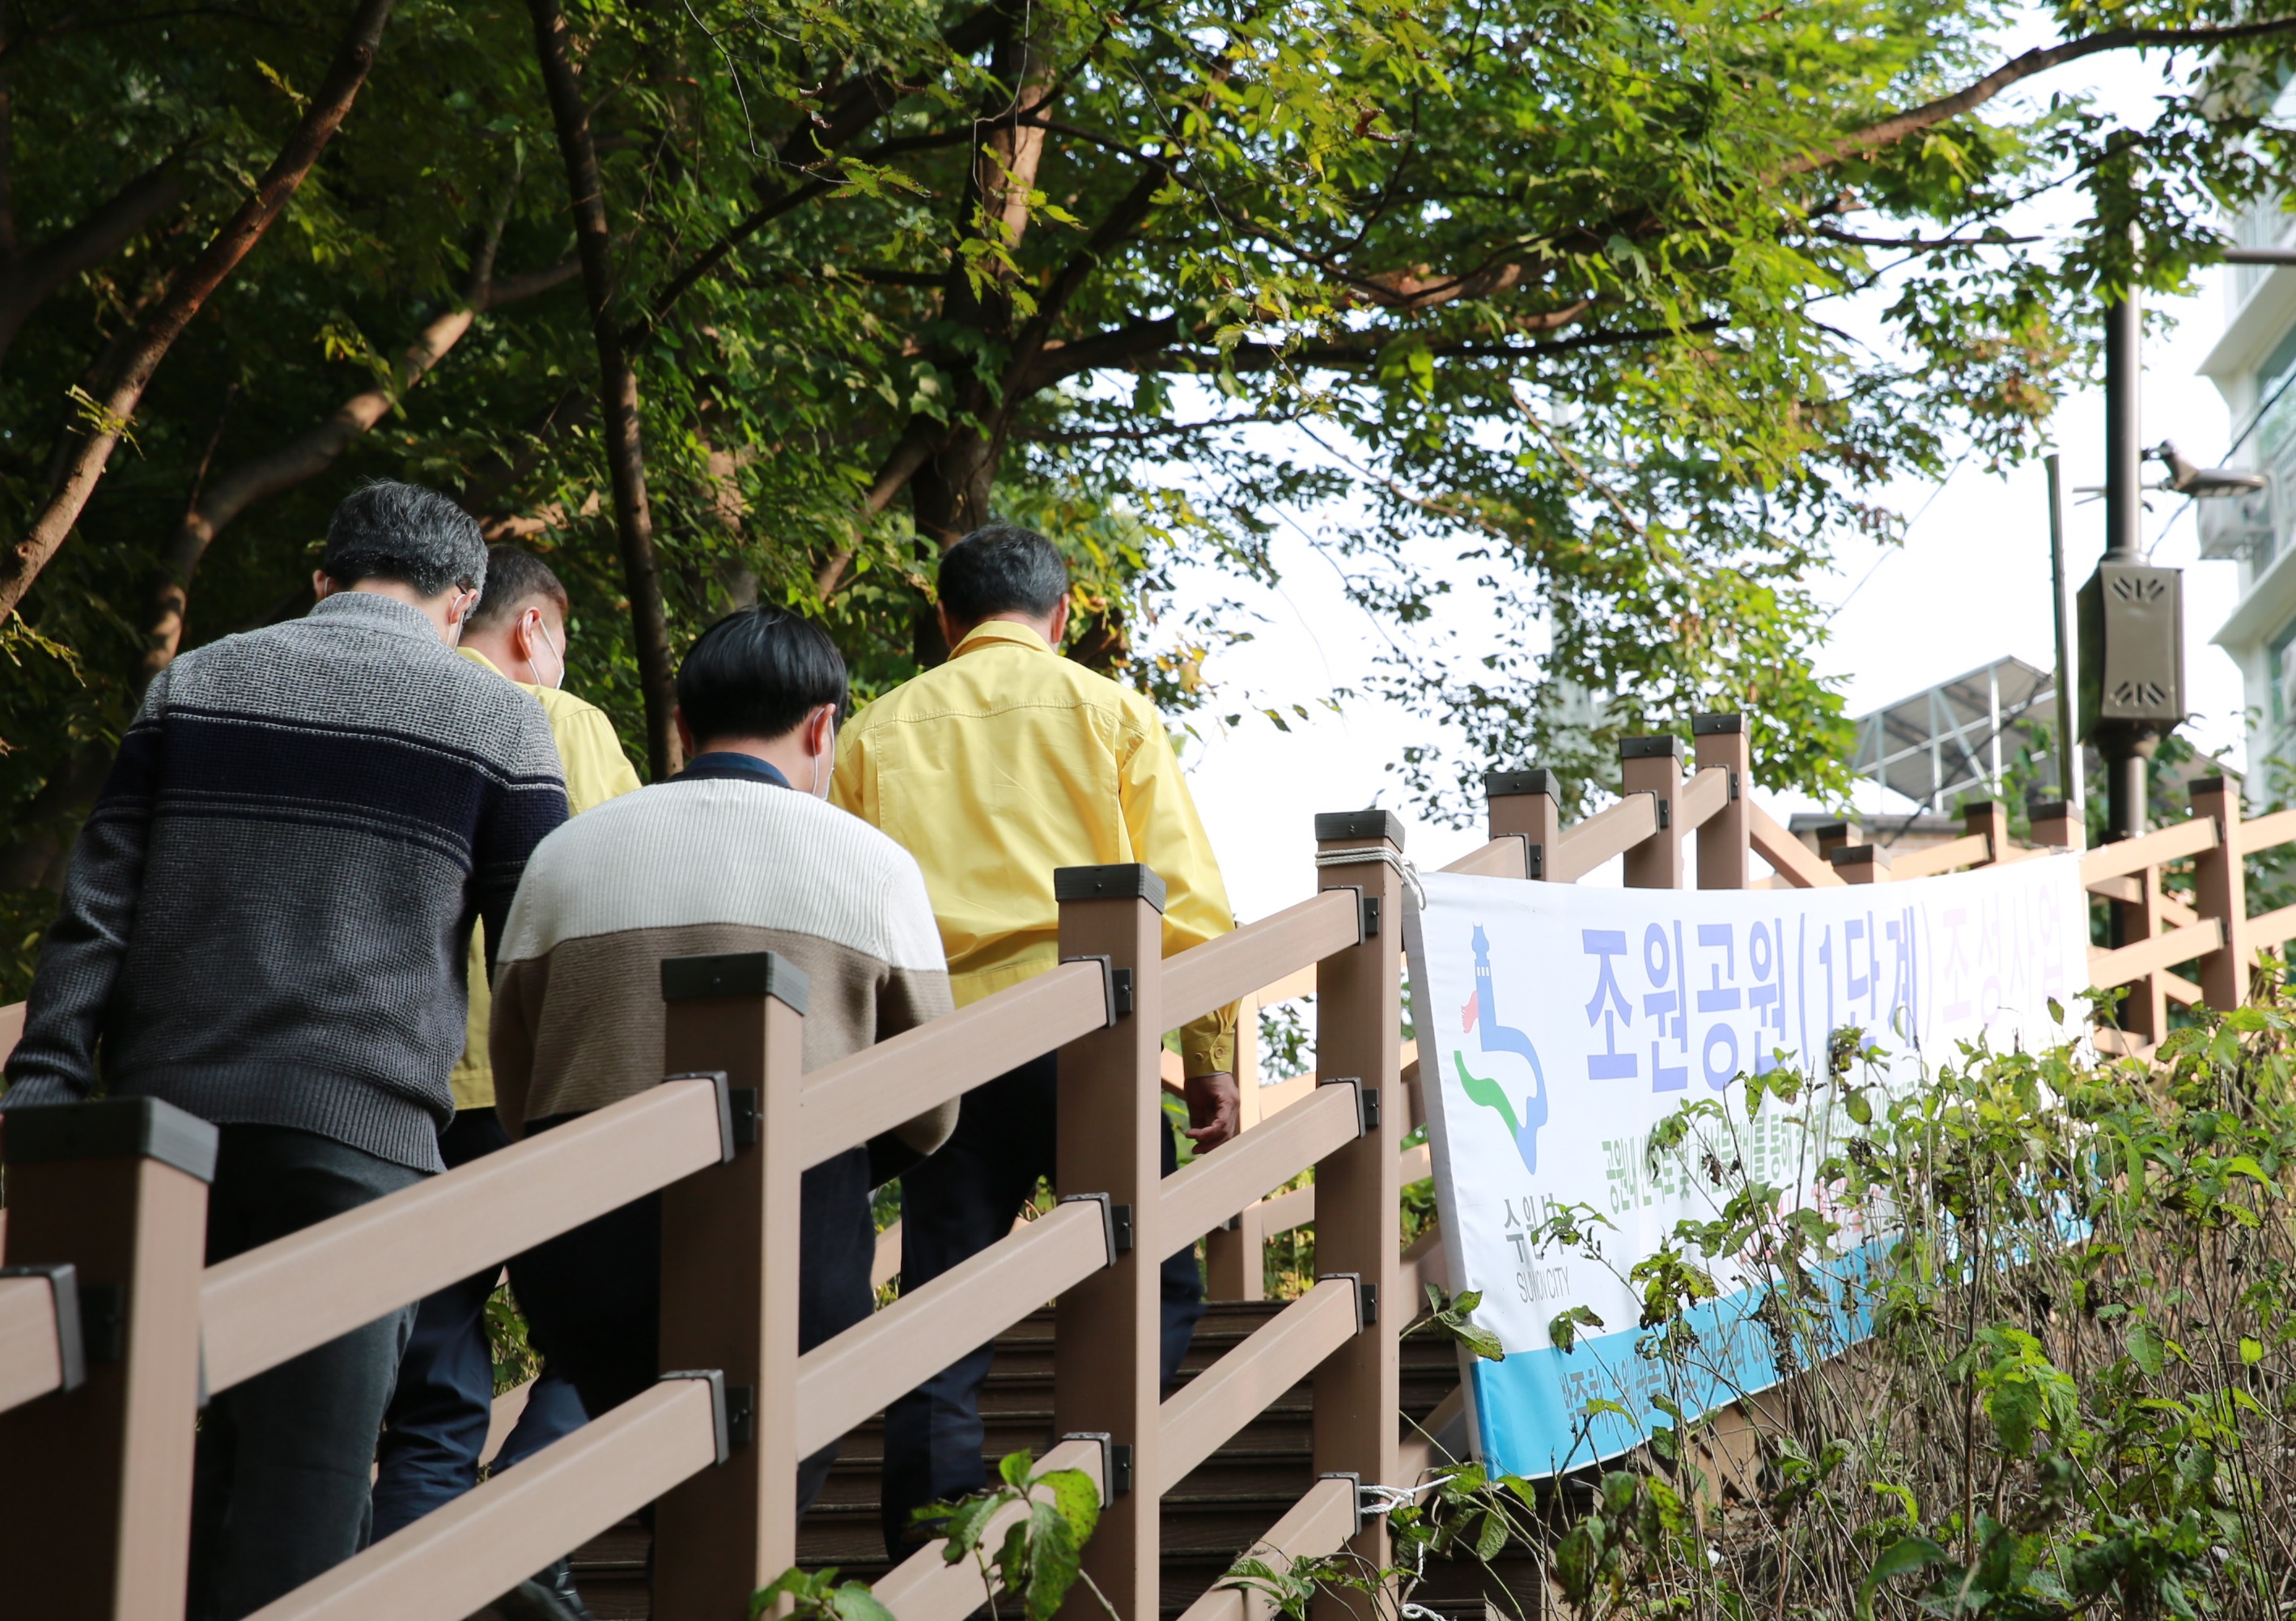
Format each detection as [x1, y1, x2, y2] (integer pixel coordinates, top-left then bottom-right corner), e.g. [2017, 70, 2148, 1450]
[489, 605, 955, 1522]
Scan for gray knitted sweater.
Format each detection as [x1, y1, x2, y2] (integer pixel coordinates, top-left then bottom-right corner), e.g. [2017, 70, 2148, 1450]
[1, 592, 570, 1171]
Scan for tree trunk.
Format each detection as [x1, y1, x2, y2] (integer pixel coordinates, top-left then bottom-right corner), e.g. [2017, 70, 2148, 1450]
[0, 0, 395, 629]
[528, 0, 679, 780]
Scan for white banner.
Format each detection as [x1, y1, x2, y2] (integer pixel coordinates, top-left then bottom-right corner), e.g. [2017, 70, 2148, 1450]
[1403, 853, 2089, 1478]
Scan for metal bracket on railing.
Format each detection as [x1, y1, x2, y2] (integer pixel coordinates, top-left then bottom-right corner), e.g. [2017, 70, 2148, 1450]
[1058, 1192, 1123, 1266]
[1321, 1074, 1376, 1135]
[1322, 1471, 1365, 1534]
[1110, 1441, 1135, 1497]
[666, 1070, 738, 1162]
[0, 1262, 85, 1394]
[1062, 953, 1131, 1026]
[1060, 1432, 1119, 1506]
[78, 1281, 123, 1365]
[1362, 894, 1381, 938]
[660, 1368, 732, 1464]
[1520, 837, 1544, 879]
[1318, 1271, 1370, 1331]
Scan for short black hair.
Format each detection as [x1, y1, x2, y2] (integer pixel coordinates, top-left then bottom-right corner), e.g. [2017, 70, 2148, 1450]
[677, 605, 848, 745]
[320, 480, 488, 598]
[939, 524, 1069, 625]
[467, 547, 569, 632]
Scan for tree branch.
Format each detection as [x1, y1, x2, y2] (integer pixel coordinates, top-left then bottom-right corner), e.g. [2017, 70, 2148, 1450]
[1785, 16, 2296, 178]
[0, 155, 191, 367]
[0, 0, 394, 630]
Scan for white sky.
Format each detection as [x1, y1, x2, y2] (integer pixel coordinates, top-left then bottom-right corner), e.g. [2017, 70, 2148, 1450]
[1169, 24, 2249, 927]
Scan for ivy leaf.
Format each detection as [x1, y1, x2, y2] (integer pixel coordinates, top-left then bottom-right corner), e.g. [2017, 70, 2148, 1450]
[1547, 1304, 1605, 1354]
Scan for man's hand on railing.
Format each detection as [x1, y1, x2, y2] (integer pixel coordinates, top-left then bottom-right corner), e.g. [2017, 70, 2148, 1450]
[1183, 1071, 1241, 1149]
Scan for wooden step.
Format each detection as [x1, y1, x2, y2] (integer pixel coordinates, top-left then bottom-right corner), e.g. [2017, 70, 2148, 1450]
[564, 1300, 1545, 1619]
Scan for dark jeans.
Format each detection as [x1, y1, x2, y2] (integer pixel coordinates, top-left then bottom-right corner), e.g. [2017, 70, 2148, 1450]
[371, 1108, 588, 1540]
[880, 1053, 1207, 1557]
[508, 1125, 878, 1521]
[189, 1124, 427, 1621]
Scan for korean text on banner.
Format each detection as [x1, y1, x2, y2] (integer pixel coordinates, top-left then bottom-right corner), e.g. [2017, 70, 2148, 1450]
[1403, 854, 2088, 1479]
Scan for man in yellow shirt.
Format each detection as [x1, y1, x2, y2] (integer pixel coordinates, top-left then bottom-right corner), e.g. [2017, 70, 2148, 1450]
[372, 548, 639, 1621]
[832, 524, 1241, 1555]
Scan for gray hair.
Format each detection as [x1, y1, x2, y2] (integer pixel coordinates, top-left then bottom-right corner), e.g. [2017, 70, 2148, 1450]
[320, 481, 489, 599]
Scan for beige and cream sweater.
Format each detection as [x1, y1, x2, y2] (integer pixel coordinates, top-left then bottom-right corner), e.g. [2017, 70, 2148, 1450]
[489, 773, 957, 1158]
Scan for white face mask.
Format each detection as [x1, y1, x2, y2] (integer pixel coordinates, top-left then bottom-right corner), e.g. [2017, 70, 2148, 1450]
[528, 611, 566, 690]
[810, 711, 836, 800]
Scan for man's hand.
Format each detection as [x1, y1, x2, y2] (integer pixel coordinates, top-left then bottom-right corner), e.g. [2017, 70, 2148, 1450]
[1182, 1070, 1241, 1149]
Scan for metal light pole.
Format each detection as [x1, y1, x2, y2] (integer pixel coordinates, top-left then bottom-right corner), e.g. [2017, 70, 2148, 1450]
[2045, 453, 2081, 818]
[2078, 280, 2184, 858]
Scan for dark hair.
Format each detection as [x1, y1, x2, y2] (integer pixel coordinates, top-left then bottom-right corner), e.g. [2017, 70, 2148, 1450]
[938, 524, 1069, 625]
[320, 480, 488, 598]
[677, 605, 848, 744]
[467, 547, 570, 632]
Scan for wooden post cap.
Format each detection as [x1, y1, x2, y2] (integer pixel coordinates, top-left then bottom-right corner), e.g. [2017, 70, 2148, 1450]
[1619, 733, 1683, 759]
[1483, 769, 1560, 800]
[1691, 712, 1745, 735]
[660, 950, 810, 1012]
[1313, 808, 1407, 847]
[1827, 843, 1892, 871]
[1054, 864, 1169, 912]
[0, 1096, 218, 1182]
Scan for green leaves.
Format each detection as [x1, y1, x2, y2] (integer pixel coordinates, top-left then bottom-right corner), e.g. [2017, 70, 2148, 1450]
[1546, 1303, 1604, 1354]
[1418, 1284, 1507, 1360]
[751, 1567, 898, 1621]
[928, 1450, 1103, 1621]
[1855, 1535, 1948, 1621]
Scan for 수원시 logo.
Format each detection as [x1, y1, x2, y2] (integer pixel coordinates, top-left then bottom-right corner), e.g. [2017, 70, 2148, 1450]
[1456, 923, 1548, 1174]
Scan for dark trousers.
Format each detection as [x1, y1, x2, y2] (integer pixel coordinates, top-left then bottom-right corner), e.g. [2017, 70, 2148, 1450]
[371, 1108, 588, 1541]
[880, 1053, 1207, 1557]
[508, 1127, 879, 1521]
[189, 1124, 427, 1621]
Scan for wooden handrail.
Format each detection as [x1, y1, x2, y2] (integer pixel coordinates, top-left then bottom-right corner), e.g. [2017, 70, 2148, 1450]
[1887, 833, 1991, 881]
[872, 1436, 1108, 1621]
[2085, 874, 2205, 931]
[1677, 765, 1731, 833]
[1159, 1279, 1360, 1492]
[2241, 806, 2296, 855]
[794, 1199, 1111, 1457]
[2087, 919, 2226, 991]
[1251, 1141, 1431, 1242]
[202, 1080, 727, 1395]
[0, 998, 23, 1068]
[1160, 1083, 1360, 1252]
[1171, 1475, 1360, 1621]
[1397, 1228, 1445, 1309]
[1165, 890, 1360, 1033]
[1747, 804, 1841, 888]
[2080, 817, 2219, 885]
[1395, 1382, 1469, 1484]
[1549, 794, 1658, 883]
[243, 1375, 723, 1621]
[800, 960, 1108, 1171]
[0, 1275, 66, 1417]
[2251, 902, 2296, 950]
[1441, 837, 1527, 878]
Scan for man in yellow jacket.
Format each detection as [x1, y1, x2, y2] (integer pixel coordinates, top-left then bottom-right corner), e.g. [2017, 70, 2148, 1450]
[832, 524, 1241, 1556]
[371, 548, 639, 1621]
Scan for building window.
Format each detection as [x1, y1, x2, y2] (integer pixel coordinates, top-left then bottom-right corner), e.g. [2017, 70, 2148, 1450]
[2271, 615, 2296, 737]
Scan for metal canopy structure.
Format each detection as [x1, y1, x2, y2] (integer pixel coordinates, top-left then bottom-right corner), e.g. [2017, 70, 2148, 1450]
[1849, 656, 2057, 810]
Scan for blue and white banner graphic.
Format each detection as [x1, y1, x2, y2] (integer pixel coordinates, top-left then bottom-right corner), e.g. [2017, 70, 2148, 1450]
[1403, 854, 2088, 1479]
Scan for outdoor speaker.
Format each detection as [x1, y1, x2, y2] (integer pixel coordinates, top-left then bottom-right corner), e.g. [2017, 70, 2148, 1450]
[2077, 561, 2184, 736]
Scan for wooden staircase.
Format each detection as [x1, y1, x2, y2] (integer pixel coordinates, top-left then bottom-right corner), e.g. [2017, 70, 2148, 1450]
[558, 1301, 1544, 1619]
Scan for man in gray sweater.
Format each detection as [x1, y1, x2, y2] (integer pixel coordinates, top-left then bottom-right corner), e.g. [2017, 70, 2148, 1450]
[2, 482, 569, 1620]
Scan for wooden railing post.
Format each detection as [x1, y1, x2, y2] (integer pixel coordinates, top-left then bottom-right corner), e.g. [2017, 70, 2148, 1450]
[1483, 768, 1560, 881]
[2124, 868, 2169, 1045]
[1205, 994, 1267, 1302]
[2193, 776, 2252, 1009]
[0, 1098, 214, 1620]
[1830, 844, 1890, 885]
[652, 952, 808, 1621]
[1963, 800, 2009, 867]
[2030, 799, 2084, 851]
[1054, 864, 1167, 1621]
[1692, 714, 1750, 889]
[1309, 810, 1404, 1617]
[1620, 735, 1684, 889]
[1813, 820, 1863, 860]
